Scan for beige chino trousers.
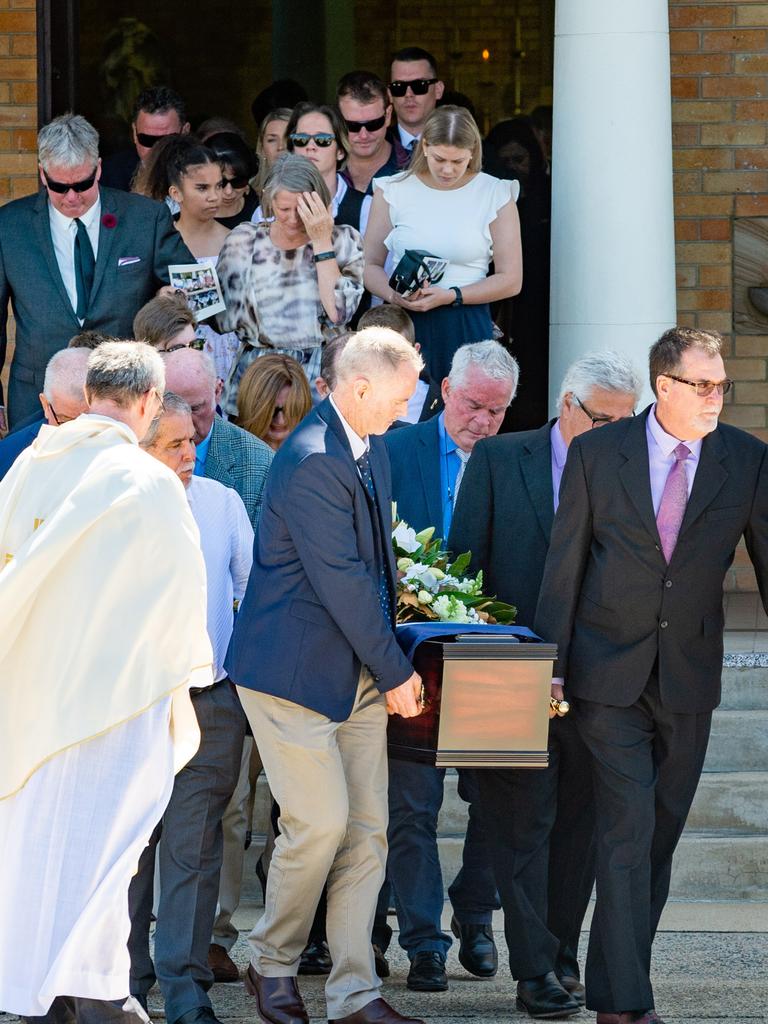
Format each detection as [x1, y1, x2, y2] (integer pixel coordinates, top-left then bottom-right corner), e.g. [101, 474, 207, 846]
[236, 670, 388, 1019]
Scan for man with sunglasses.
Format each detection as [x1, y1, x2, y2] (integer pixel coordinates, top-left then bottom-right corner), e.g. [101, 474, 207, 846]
[337, 72, 407, 195]
[449, 350, 639, 1020]
[101, 85, 191, 192]
[388, 47, 445, 155]
[0, 112, 193, 429]
[534, 328, 768, 1024]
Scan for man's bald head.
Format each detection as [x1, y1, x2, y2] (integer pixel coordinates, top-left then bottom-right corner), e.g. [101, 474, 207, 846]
[162, 348, 220, 443]
[40, 347, 91, 425]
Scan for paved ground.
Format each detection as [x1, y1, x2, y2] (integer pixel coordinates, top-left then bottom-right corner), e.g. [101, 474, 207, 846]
[3, 910, 767, 1023]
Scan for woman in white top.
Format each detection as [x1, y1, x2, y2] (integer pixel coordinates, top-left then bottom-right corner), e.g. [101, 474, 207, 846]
[364, 105, 522, 382]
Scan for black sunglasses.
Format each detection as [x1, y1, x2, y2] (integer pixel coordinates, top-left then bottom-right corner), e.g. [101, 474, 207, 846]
[136, 132, 167, 149]
[344, 113, 387, 134]
[389, 78, 438, 97]
[289, 132, 337, 148]
[221, 173, 250, 190]
[43, 167, 98, 194]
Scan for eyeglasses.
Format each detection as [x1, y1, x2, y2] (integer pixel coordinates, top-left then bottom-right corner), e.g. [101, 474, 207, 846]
[389, 78, 438, 97]
[221, 173, 250, 190]
[289, 132, 337, 148]
[48, 403, 77, 425]
[344, 113, 388, 134]
[164, 338, 205, 353]
[573, 395, 633, 429]
[136, 132, 167, 149]
[152, 388, 166, 414]
[661, 373, 733, 397]
[42, 167, 98, 194]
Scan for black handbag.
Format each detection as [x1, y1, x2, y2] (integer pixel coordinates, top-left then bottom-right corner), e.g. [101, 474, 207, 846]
[388, 249, 447, 297]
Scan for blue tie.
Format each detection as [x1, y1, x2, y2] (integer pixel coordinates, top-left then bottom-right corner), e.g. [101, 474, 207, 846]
[74, 218, 95, 320]
[356, 450, 393, 623]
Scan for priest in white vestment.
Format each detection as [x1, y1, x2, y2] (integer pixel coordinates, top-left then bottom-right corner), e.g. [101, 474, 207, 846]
[0, 342, 212, 1024]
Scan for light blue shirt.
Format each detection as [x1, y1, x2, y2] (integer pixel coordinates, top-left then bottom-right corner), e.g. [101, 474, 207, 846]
[193, 422, 214, 477]
[550, 419, 568, 513]
[646, 405, 702, 515]
[437, 413, 468, 540]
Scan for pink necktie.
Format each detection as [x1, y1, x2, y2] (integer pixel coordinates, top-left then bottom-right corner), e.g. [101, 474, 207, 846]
[656, 442, 690, 562]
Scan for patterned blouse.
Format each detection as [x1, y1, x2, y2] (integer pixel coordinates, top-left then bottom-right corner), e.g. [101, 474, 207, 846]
[216, 221, 364, 350]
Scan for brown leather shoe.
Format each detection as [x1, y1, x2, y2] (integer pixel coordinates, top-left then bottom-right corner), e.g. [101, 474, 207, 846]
[244, 964, 309, 1024]
[329, 997, 425, 1024]
[596, 1015, 620, 1024]
[207, 942, 239, 983]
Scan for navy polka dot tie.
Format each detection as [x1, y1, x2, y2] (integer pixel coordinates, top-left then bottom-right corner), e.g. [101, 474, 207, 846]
[356, 450, 393, 623]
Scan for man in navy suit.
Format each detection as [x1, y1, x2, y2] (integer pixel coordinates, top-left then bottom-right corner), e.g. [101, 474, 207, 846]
[0, 112, 192, 428]
[449, 350, 639, 1021]
[226, 328, 425, 1024]
[381, 340, 519, 992]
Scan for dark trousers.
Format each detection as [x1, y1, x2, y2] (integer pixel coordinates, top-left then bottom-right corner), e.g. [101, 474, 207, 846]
[383, 759, 500, 959]
[575, 677, 712, 1013]
[128, 681, 246, 1022]
[23, 997, 147, 1023]
[476, 713, 595, 981]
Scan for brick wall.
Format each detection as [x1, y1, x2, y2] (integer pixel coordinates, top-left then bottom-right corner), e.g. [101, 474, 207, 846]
[670, 1, 768, 590]
[0, 0, 37, 406]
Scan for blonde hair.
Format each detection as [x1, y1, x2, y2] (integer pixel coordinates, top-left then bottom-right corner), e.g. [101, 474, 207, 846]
[335, 327, 423, 384]
[407, 105, 483, 178]
[236, 354, 312, 445]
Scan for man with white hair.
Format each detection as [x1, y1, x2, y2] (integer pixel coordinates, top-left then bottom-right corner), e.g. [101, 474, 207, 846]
[226, 327, 425, 1024]
[449, 349, 640, 1021]
[163, 348, 273, 529]
[0, 342, 211, 1023]
[381, 340, 519, 992]
[130, 394, 253, 1024]
[0, 112, 192, 428]
[0, 347, 90, 480]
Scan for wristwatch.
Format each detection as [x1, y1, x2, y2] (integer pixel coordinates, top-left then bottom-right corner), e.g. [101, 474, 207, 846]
[451, 286, 463, 307]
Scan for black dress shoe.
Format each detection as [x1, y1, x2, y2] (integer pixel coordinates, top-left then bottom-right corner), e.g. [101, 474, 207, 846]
[171, 1008, 224, 1024]
[372, 942, 390, 978]
[450, 914, 498, 978]
[406, 951, 448, 992]
[298, 937, 332, 975]
[516, 971, 581, 1019]
[557, 974, 585, 1006]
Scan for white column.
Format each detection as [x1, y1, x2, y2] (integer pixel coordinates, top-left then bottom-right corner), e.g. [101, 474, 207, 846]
[548, 0, 676, 411]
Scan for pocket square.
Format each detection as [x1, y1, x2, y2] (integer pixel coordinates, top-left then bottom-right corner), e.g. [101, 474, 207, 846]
[118, 256, 141, 267]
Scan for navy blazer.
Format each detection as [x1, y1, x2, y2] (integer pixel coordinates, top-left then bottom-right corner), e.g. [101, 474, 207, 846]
[0, 185, 192, 425]
[384, 415, 444, 536]
[448, 421, 555, 627]
[226, 398, 413, 721]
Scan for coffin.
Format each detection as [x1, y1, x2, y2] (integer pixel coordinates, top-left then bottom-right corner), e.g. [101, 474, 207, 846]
[387, 629, 556, 769]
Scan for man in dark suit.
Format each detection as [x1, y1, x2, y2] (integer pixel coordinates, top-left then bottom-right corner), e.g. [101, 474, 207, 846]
[226, 327, 425, 1024]
[534, 328, 768, 1024]
[382, 341, 519, 992]
[0, 112, 192, 427]
[101, 85, 190, 192]
[449, 350, 640, 1020]
[163, 348, 274, 529]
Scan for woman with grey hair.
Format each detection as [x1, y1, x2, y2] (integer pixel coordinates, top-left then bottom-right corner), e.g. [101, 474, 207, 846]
[217, 153, 364, 413]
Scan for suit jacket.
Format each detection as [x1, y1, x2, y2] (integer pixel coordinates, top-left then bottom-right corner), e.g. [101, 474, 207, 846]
[533, 408, 768, 714]
[0, 185, 192, 424]
[448, 421, 555, 627]
[225, 398, 413, 720]
[384, 415, 443, 535]
[204, 415, 273, 530]
[0, 418, 42, 482]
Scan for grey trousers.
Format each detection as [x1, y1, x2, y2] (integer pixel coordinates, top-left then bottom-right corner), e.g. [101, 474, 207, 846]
[128, 681, 246, 1022]
[237, 670, 388, 1019]
[22, 996, 148, 1023]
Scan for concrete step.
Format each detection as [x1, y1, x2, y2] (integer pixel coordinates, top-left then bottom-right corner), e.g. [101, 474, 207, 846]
[721, 664, 768, 710]
[436, 832, 768, 901]
[705, 710, 768, 772]
[687, 772, 768, 833]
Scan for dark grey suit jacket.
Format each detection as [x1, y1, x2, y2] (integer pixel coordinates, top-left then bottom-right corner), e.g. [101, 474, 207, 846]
[0, 185, 192, 424]
[448, 421, 555, 627]
[534, 408, 768, 714]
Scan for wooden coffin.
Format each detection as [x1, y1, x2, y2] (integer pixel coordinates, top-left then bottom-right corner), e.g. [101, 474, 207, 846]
[387, 634, 556, 769]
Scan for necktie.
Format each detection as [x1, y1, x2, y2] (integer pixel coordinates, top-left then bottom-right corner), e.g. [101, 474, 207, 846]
[454, 448, 471, 498]
[356, 450, 393, 623]
[656, 442, 691, 562]
[74, 218, 95, 320]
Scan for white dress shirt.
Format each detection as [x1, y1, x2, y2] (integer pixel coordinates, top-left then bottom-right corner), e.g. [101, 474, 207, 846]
[48, 197, 101, 324]
[397, 125, 420, 150]
[186, 476, 254, 681]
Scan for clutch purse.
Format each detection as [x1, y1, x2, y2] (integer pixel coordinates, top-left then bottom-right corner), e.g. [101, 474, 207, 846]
[388, 249, 448, 297]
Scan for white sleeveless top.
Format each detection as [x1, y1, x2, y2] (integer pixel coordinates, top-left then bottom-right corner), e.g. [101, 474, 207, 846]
[373, 171, 518, 290]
